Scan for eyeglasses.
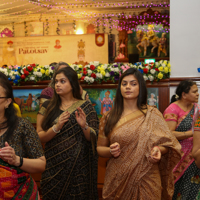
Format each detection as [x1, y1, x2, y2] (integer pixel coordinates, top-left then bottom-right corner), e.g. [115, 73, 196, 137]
[0, 97, 7, 99]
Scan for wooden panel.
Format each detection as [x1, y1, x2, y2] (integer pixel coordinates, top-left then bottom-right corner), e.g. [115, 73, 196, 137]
[158, 87, 170, 114]
[170, 77, 200, 86]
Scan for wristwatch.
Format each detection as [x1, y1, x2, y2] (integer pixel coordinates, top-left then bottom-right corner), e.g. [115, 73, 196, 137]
[82, 122, 88, 131]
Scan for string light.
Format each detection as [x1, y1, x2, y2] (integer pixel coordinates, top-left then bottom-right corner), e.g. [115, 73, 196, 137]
[0, 1, 170, 34]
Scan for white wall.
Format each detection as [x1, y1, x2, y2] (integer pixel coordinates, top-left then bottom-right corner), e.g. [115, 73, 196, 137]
[170, 0, 200, 77]
[169, 1, 200, 103]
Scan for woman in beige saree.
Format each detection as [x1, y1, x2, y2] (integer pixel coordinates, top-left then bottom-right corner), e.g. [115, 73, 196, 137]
[97, 68, 182, 200]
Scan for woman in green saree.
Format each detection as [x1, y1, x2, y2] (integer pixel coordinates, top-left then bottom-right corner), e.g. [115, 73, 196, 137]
[37, 67, 99, 200]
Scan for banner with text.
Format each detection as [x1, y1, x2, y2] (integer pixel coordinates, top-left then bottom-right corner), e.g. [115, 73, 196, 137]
[0, 34, 108, 66]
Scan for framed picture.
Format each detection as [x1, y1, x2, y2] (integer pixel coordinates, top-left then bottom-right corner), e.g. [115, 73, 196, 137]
[147, 88, 159, 109]
[13, 87, 44, 123]
[85, 88, 117, 118]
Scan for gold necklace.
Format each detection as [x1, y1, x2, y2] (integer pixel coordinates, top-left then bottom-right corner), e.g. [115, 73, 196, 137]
[61, 100, 76, 110]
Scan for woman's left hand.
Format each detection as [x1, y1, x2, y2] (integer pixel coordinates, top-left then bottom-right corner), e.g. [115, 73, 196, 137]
[149, 146, 161, 163]
[75, 107, 87, 128]
[0, 142, 19, 166]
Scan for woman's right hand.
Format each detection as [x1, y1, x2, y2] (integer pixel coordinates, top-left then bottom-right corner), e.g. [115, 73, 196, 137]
[55, 111, 70, 131]
[110, 142, 121, 158]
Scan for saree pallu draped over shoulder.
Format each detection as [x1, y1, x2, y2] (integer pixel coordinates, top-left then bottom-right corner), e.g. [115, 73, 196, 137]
[0, 159, 38, 200]
[164, 103, 200, 200]
[172, 106, 195, 183]
[39, 100, 99, 200]
[98, 106, 181, 200]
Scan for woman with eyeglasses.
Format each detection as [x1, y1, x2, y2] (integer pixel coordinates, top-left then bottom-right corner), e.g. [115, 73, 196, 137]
[0, 72, 46, 199]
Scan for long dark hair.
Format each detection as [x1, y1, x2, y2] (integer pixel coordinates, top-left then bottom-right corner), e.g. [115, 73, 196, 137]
[170, 80, 196, 104]
[42, 67, 82, 131]
[104, 68, 147, 136]
[0, 76, 18, 141]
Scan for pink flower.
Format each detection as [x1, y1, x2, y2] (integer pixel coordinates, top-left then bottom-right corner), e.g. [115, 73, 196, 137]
[121, 65, 125, 70]
[121, 65, 130, 72]
[8, 66, 12, 69]
[124, 66, 130, 71]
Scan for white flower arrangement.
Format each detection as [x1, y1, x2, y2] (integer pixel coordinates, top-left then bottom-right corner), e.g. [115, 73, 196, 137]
[1, 60, 170, 85]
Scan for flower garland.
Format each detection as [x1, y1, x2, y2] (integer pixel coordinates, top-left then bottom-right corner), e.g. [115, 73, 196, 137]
[0, 60, 170, 85]
[0, 64, 54, 85]
[71, 60, 170, 84]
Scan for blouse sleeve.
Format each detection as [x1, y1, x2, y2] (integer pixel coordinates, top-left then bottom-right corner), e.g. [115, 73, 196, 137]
[97, 113, 110, 147]
[38, 100, 50, 116]
[20, 118, 44, 158]
[163, 104, 178, 122]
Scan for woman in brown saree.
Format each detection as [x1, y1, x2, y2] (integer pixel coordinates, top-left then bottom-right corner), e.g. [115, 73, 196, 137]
[97, 68, 181, 200]
[37, 67, 99, 200]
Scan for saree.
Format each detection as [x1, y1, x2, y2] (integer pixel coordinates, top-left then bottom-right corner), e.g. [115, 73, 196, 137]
[0, 159, 38, 200]
[163, 103, 200, 200]
[98, 106, 181, 200]
[39, 100, 99, 200]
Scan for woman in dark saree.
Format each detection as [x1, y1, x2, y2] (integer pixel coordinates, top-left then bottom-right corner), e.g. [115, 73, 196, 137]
[37, 67, 99, 200]
[0, 74, 46, 200]
[163, 80, 200, 200]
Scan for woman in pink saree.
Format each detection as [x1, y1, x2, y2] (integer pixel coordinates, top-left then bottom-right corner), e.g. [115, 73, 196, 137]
[163, 80, 200, 200]
[97, 68, 181, 200]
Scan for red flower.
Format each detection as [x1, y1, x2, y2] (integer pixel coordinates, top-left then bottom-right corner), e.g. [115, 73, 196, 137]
[21, 74, 25, 79]
[83, 67, 87, 71]
[23, 68, 26, 72]
[27, 66, 33, 71]
[30, 63, 36, 67]
[177, 193, 181, 197]
[83, 71, 87, 75]
[90, 65, 95, 70]
[155, 68, 159, 71]
[143, 68, 148, 74]
[151, 66, 154, 69]
[81, 76, 85, 80]
[91, 73, 96, 78]
[24, 70, 29, 76]
[145, 64, 148, 66]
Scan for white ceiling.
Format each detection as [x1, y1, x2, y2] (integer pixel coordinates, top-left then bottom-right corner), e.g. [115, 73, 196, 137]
[0, 0, 170, 25]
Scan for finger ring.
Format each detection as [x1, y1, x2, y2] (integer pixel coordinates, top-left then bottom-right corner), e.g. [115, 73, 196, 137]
[110, 149, 112, 154]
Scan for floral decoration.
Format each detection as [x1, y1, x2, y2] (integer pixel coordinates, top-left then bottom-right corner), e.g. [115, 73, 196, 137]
[0, 60, 170, 85]
[0, 64, 54, 85]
